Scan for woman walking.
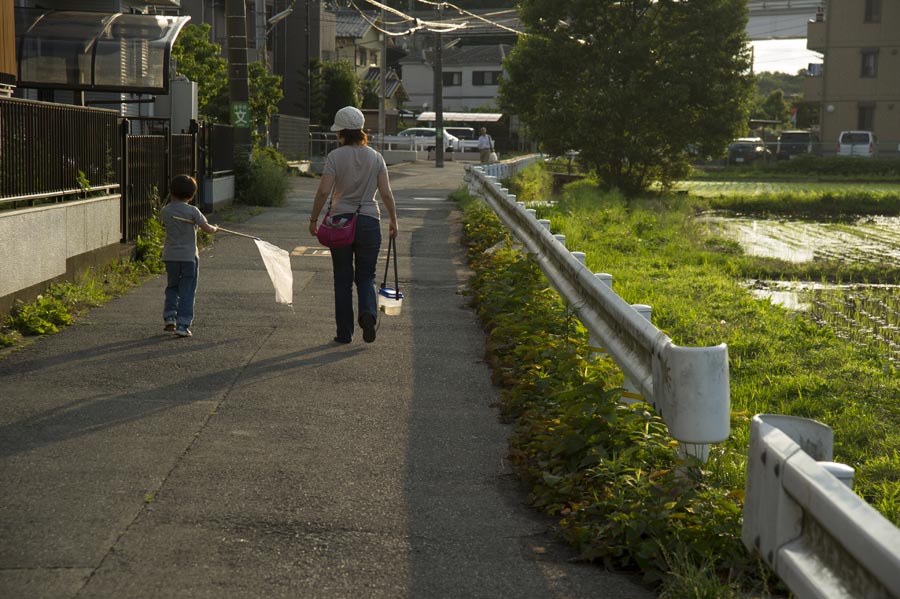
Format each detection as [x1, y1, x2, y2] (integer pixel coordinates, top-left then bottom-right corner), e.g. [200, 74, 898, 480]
[309, 106, 399, 344]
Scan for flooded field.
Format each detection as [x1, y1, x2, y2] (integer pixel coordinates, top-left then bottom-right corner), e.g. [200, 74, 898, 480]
[679, 180, 900, 196]
[702, 213, 900, 364]
[698, 214, 900, 264]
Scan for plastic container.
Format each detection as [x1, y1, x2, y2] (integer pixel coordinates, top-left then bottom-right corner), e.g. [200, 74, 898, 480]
[378, 287, 403, 315]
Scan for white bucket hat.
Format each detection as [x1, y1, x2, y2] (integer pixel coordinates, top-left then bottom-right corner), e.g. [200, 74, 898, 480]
[330, 106, 365, 131]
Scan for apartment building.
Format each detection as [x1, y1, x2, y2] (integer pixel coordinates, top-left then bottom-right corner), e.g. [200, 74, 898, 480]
[805, 0, 900, 154]
[399, 44, 510, 112]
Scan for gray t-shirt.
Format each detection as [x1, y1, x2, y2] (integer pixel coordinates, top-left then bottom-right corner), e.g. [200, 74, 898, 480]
[160, 201, 209, 261]
[323, 145, 387, 220]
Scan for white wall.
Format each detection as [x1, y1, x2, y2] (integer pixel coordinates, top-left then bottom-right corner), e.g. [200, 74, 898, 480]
[402, 62, 501, 112]
[0, 196, 121, 298]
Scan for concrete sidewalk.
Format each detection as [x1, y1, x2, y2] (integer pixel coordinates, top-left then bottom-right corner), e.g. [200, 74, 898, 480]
[0, 160, 654, 598]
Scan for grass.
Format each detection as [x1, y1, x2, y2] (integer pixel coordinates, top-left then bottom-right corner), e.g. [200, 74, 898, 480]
[456, 165, 900, 596]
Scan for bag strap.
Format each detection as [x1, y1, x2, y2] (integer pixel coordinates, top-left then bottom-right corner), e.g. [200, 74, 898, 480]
[381, 235, 399, 293]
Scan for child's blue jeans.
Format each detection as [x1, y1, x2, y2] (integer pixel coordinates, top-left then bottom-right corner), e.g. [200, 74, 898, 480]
[330, 215, 382, 341]
[163, 259, 199, 327]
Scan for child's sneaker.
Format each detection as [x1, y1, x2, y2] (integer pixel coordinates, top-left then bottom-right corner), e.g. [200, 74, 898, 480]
[175, 325, 192, 337]
[164, 318, 176, 332]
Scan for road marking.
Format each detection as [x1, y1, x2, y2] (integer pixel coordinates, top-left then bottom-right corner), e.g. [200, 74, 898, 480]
[291, 246, 331, 256]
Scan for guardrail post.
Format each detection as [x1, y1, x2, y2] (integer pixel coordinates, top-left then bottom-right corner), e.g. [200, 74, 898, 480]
[742, 414, 900, 598]
[526, 208, 537, 219]
[553, 234, 566, 247]
[537, 219, 551, 230]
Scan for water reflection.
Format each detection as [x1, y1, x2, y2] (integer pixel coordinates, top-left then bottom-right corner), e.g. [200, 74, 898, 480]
[698, 214, 900, 264]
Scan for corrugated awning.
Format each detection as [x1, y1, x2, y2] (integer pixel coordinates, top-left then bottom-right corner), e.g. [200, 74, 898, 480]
[14, 9, 190, 94]
[417, 112, 502, 123]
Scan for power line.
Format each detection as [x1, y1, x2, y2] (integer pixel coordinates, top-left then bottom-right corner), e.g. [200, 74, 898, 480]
[413, 0, 524, 36]
[357, 0, 468, 34]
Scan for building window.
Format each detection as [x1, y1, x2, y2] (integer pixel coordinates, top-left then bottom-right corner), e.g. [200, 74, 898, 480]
[864, 0, 881, 22]
[442, 71, 462, 86]
[857, 102, 875, 131]
[472, 71, 502, 86]
[861, 49, 878, 78]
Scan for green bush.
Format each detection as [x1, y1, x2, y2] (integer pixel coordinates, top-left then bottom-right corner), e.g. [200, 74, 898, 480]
[511, 162, 554, 204]
[8, 295, 71, 335]
[236, 147, 290, 207]
[135, 212, 165, 273]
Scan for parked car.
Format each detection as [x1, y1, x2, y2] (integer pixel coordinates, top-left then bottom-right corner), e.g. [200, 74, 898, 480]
[445, 126, 475, 140]
[396, 127, 460, 152]
[776, 130, 820, 160]
[727, 137, 770, 165]
[837, 130, 877, 157]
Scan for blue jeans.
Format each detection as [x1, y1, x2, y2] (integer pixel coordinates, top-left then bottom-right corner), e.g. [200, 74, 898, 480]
[330, 215, 381, 341]
[163, 259, 199, 327]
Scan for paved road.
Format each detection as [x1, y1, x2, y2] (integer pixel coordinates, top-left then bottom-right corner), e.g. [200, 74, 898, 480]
[0, 160, 654, 598]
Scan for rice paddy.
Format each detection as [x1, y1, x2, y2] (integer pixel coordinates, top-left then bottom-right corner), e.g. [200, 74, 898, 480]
[698, 215, 900, 264]
[678, 180, 900, 197]
[693, 178, 900, 368]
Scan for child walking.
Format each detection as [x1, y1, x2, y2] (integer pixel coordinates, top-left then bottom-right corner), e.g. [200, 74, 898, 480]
[160, 175, 218, 337]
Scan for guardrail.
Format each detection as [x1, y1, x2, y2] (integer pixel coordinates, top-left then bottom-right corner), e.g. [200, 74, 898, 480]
[465, 159, 730, 460]
[466, 156, 900, 593]
[743, 414, 900, 598]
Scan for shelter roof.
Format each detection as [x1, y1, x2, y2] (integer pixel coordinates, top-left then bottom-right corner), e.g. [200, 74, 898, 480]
[417, 112, 502, 123]
[14, 8, 189, 94]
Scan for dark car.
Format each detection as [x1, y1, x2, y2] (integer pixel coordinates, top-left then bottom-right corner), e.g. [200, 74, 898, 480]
[727, 137, 770, 165]
[776, 130, 820, 160]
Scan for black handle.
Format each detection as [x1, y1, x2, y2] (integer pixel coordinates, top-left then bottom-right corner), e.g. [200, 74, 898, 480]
[381, 235, 399, 294]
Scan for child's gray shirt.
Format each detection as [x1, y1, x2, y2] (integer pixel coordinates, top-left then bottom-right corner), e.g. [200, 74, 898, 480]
[161, 202, 209, 261]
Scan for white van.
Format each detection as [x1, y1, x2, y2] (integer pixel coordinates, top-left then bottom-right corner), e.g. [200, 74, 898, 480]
[837, 130, 876, 157]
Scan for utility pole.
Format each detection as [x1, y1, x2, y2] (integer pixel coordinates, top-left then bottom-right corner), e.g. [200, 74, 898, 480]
[432, 3, 444, 168]
[379, 7, 386, 153]
[226, 0, 252, 164]
[255, 0, 266, 67]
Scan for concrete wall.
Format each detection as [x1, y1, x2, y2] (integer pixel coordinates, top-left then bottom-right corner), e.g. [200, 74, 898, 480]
[0, 195, 121, 314]
[202, 175, 235, 212]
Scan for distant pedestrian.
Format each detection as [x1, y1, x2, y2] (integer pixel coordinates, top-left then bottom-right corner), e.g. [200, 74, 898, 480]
[477, 127, 494, 164]
[160, 174, 218, 337]
[309, 106, 399, 344]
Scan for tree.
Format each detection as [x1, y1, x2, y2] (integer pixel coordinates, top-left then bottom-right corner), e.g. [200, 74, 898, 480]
[173, 24, 284, 143]
[758, 89, 790, 125]
[248, 61, 284, 140]
[360, 80, 380, 110]
[310, 60, 360, 129]
[499, 0, 754, 195]
[171, 23, 228, 123]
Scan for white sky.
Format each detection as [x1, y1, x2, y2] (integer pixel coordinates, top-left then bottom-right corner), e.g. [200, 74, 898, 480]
[751, 39, 823, 74]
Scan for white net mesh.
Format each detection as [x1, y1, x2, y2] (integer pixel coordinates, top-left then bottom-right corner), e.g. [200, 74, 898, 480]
[254, 239, 293, 305]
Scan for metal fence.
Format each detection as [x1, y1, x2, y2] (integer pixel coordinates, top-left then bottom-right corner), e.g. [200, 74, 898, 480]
[200, 123, 234, 177]
[0, 97, 119, 206]
[120, 117, 198, 241]
[0, 99, 198, 241]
